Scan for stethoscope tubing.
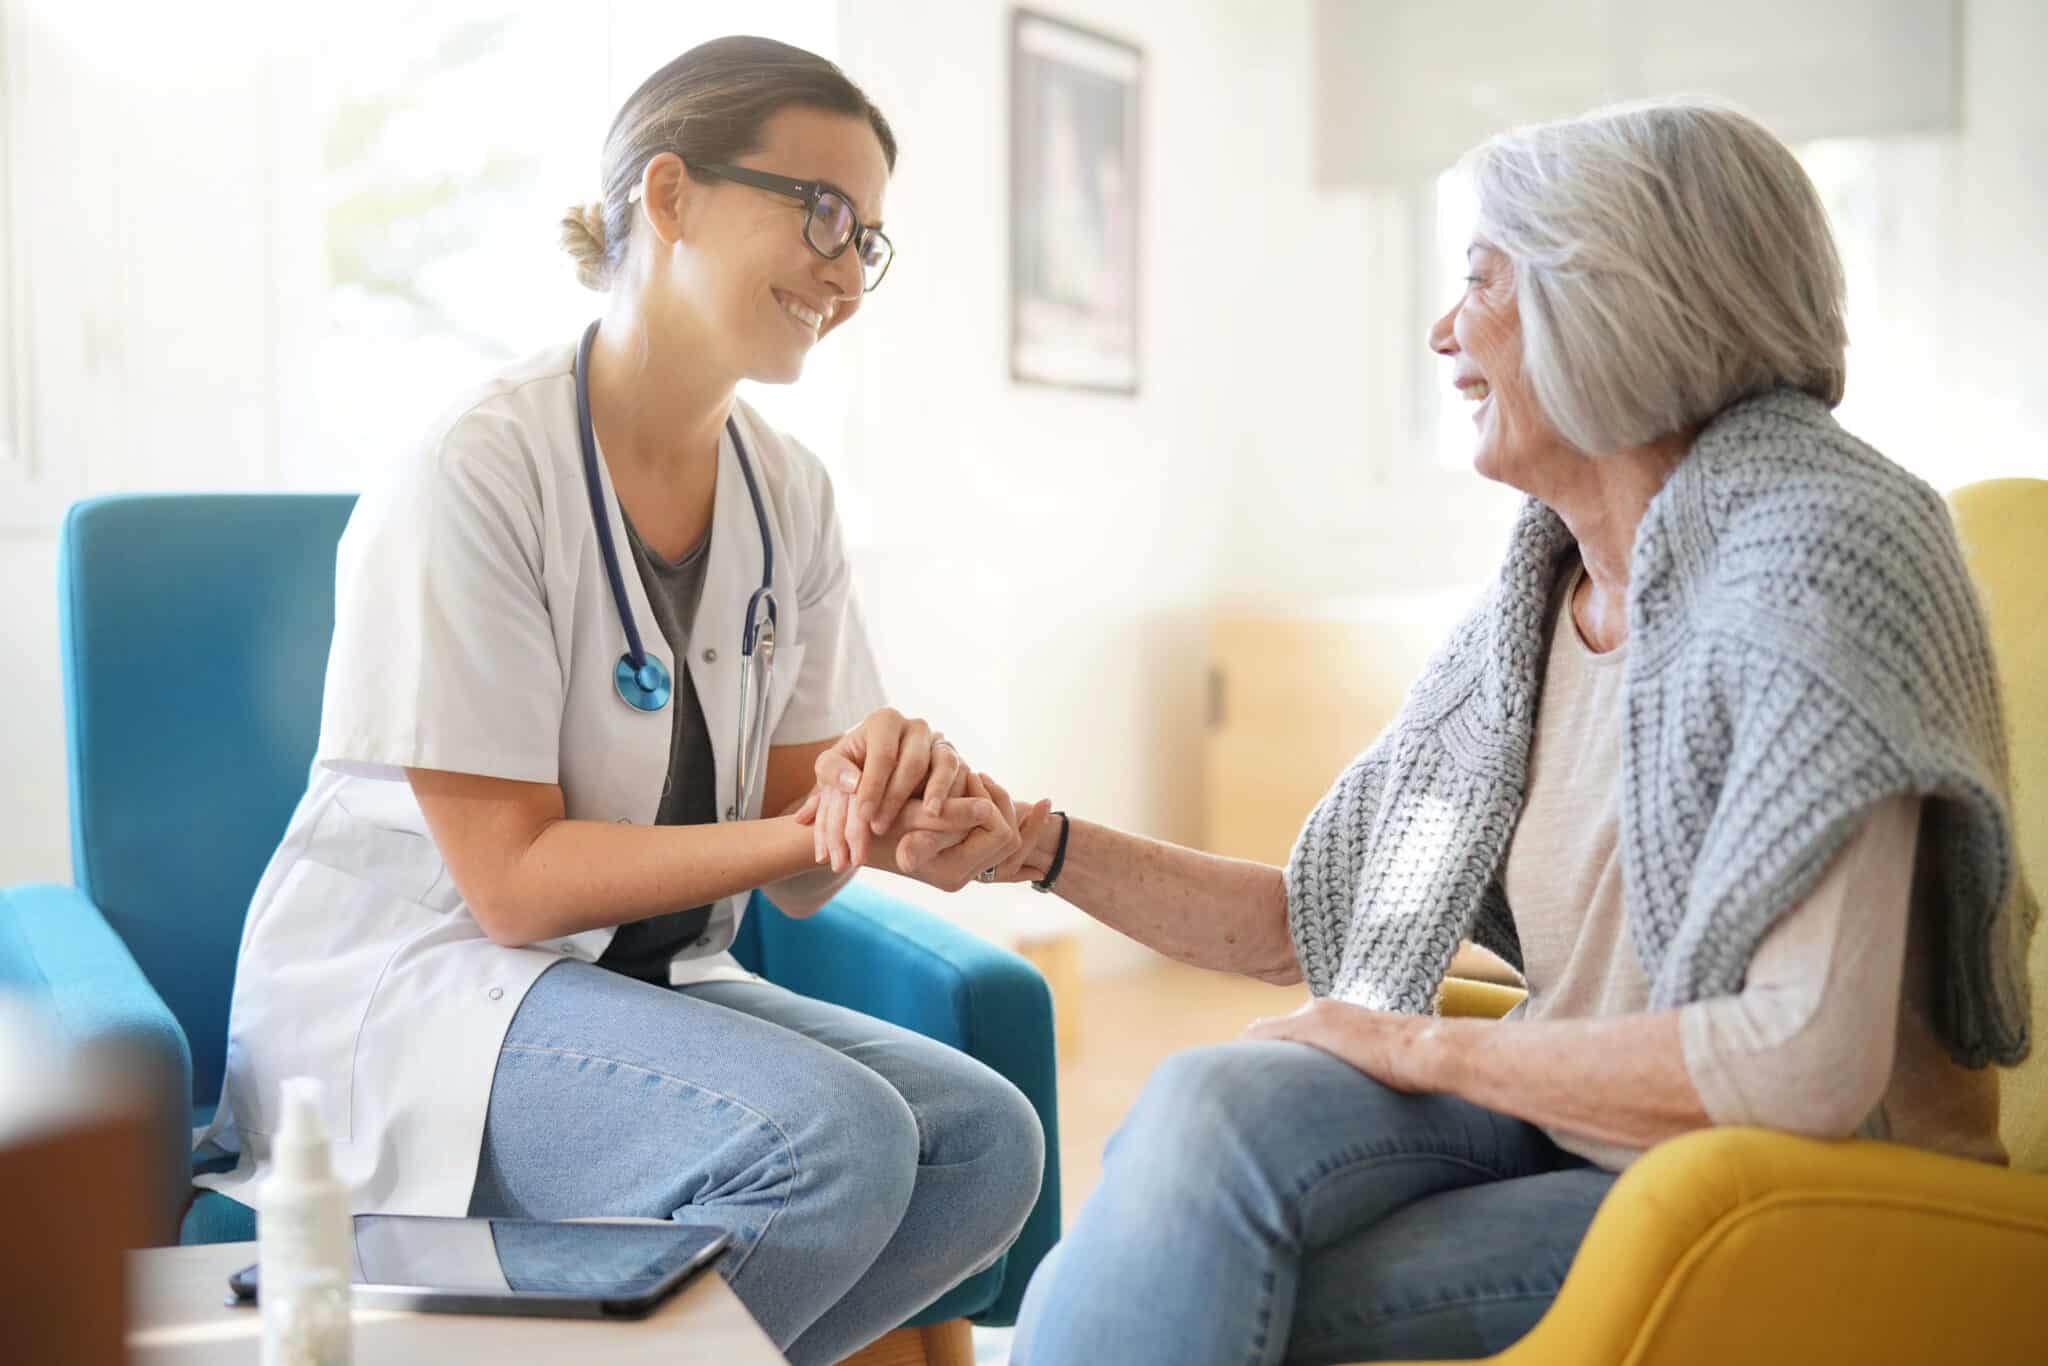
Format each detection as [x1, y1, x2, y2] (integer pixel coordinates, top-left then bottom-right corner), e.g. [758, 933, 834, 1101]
[575, 319, 656, 674]
[573, 318, 779, 712]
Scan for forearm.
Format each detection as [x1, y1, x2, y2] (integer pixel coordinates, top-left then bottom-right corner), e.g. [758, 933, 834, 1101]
[1034, 817, 1301, 984]
[759, 862, 859, 918]
[1425, 1009, 1711, 1149]
[1426, 798, 1920, 1149]
[490, 815, 818, 946]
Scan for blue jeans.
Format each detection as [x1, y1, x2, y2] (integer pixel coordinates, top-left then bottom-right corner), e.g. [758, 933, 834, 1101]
[1011, 1041, 1616, 1365]
[466, 961, 1045, 1366]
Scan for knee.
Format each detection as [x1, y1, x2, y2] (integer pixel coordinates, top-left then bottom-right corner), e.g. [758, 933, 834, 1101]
[927, 1066, 1046, 1247]
[1106, 1041, 1320, 1184]
[1117, 1042, 1271, 1143]
[788, 1058, 921, 1237]
[971, 1071, 1046, 1235]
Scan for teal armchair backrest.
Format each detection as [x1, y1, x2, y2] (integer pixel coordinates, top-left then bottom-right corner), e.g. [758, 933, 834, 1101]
[60, 494, 358, 1110]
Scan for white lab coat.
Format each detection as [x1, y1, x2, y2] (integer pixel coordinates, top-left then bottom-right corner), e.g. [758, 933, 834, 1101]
[196, 342, 885, 1216]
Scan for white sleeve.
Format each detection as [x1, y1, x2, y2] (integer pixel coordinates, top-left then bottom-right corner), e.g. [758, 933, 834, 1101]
[1677, 795, 1919, 1138]
[317, 428, 564, 784]
[772, 449, 885, 745]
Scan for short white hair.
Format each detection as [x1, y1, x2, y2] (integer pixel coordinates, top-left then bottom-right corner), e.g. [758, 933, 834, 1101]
[1466, 98, 1848, 454]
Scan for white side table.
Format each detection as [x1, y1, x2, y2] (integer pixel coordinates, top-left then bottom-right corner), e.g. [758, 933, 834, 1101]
[127, 1240, 788, 1365]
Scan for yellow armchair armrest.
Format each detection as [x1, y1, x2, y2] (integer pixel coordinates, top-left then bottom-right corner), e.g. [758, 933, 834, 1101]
[1372, 1127, 2048, 1365]
[1437, 976, 1526, 1020]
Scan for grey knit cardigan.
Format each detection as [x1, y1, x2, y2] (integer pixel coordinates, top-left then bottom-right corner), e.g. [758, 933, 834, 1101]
[1284, 388, 2036, 1068]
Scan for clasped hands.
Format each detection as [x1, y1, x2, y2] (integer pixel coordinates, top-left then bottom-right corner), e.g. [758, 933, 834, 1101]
[791, 708, 1056, 893]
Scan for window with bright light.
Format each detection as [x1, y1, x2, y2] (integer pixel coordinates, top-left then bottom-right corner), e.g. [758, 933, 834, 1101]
[1416, 136, 1956, 486]
[0, 1, 18, 478]
[280, 1, 846, 490]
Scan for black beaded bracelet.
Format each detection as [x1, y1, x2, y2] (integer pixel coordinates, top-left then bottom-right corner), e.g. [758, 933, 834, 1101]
[1032, 811, 1071, 894]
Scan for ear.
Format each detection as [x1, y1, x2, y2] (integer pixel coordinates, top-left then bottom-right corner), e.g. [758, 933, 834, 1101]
[636, 153, 695, 246]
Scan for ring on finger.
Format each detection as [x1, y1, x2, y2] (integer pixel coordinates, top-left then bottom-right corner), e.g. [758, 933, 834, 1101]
[975, 867, 999, 884]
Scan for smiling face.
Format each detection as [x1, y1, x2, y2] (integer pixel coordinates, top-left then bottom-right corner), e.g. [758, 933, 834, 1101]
[1427, 241, 1575, 488]
[651, 105, 891, 384]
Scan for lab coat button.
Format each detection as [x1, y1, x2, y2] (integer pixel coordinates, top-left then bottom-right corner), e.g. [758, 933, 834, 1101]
[702, 648, 719, 663]
[488, 987, 504, 1001]
[694, 937, 710, 949]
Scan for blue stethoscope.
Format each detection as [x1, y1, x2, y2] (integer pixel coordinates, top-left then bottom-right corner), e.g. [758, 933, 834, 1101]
[575, 319, 780, 819]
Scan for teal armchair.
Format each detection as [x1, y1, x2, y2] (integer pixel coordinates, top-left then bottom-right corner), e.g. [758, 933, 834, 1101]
[0, 492, 1059, 1339]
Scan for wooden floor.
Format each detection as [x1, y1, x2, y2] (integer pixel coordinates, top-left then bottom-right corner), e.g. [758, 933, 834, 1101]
[1052, 956, 1309, 1229]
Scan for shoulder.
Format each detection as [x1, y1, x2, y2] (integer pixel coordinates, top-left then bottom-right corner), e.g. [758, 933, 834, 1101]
[728, 398, 851, 573]
[1690, 389, 1951, 550]
[1668, 389, 1969, 631]
[422, 344, 577, 487]
[730, 396, 839, 511]
[1641, 390, 1991, 719]
[358, 345, 579, 539]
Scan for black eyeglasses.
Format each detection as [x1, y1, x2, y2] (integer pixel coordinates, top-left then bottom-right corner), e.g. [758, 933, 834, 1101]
[695, 163, 894, 292]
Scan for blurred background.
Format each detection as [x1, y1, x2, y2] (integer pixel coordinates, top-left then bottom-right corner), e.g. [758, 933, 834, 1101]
[1, 0, 2043, 1243]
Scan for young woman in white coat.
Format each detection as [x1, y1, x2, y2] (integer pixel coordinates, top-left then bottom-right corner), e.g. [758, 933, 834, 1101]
[199, 37, 1046, 1365]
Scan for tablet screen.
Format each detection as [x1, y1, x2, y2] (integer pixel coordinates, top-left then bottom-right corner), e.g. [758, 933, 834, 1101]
[351, 1215, 727, 1300]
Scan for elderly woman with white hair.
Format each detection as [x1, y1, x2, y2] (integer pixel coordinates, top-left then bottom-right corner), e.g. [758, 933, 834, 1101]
[992, 100, 2037, 1364]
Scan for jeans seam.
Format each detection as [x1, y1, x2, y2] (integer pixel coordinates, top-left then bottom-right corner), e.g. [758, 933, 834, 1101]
[1288, 1148, 1513, 1243]
[1229, 1149, 1512, 1366]
[1303, 1285, 1561, 1342]
[497, 1040, 800, 1281]
[1246, 1266, 1277, 1366]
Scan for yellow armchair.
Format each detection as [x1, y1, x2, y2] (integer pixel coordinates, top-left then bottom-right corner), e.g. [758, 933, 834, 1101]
[1369, 479, 2048, 1366]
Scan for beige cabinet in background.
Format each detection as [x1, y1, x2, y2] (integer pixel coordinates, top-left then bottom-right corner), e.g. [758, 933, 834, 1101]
[1203, 592, 1523, 986]
[1203, 593, 1472, 867]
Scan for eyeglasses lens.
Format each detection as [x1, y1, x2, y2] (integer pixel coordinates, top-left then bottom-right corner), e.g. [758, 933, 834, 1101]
[859, 233, 892, 290]
[805, 188, 891, 291]
[805, 192, 856, 257]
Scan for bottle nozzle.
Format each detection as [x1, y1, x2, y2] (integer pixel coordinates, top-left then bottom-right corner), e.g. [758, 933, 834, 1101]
[273, 1076, 333, 1182]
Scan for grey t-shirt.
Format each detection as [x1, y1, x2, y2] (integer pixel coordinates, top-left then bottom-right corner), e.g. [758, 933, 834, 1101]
[596, 509, 720, 984]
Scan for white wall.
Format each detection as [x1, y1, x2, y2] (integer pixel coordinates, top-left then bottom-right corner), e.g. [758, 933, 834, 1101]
[829, 0, 1350, 969]
[0, 0, 1355, 978]
[2, 6, 281, 884]
[1940, 0, 2048, 474]
[3, 1, 2043, 976]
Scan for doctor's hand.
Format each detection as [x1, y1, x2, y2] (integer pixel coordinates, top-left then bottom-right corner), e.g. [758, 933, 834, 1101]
[795, 707, 971, 871]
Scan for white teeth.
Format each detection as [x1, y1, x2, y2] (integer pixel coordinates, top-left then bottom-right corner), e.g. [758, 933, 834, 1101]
[778, 294, 823, 330]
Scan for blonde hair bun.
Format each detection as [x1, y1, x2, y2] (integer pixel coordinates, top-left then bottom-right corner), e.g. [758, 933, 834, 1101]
[559, 201, 610, 291]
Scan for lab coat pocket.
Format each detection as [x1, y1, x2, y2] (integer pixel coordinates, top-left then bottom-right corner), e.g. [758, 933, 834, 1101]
[232, 857, 425, 1142]
[328, 782, 448, 905]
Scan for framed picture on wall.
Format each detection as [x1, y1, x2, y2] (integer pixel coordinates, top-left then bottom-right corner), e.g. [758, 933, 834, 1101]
[1009, 9, 1142, 394]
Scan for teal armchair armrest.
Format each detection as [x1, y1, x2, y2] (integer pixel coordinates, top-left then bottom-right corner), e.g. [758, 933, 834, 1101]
[0, 882, 191, 1244]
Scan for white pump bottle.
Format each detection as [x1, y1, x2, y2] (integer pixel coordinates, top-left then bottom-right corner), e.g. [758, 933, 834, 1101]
[257, 1075, 353, 1366]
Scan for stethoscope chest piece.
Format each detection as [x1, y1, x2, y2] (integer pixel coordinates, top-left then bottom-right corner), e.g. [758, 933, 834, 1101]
[614, 652, 673, 712]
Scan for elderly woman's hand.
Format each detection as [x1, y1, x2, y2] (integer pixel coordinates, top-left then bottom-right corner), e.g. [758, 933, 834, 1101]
[965, 771, 1056, 885]
[856, 768, 1028, 891]
[1242, 999, 1449, 1094]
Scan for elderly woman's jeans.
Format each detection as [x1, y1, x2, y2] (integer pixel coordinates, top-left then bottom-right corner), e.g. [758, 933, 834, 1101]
[1011, 1041, 1617, 1366]
[465, 960, 1045, 1366]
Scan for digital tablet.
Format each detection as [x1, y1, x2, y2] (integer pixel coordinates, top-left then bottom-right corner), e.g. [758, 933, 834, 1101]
[228, 1215, 731, 1319]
